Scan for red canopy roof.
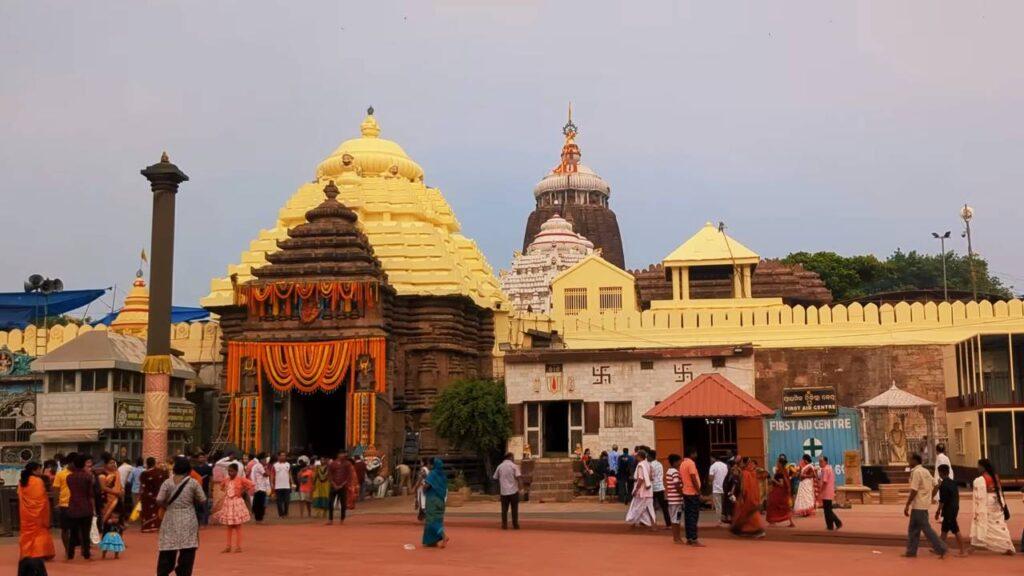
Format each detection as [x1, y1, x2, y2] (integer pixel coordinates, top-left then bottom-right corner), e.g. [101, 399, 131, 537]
[644, 373, 773, 419]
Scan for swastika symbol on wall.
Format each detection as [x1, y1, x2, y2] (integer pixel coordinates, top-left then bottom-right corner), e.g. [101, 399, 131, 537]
[592, 366, 611, 385]
[673, 363, 693, 383]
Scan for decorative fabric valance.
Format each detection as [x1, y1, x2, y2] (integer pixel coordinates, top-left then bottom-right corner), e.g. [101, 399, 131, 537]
[234, 281, 379, 323]
[226, 337, 386, 395]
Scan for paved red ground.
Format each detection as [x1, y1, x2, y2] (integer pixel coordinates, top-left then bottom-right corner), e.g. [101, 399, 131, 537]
[3, 498, 1021, 576]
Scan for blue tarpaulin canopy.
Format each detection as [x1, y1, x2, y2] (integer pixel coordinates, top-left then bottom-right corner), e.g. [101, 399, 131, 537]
[91, 306, 210, 326]
[0, 289, 108, 330]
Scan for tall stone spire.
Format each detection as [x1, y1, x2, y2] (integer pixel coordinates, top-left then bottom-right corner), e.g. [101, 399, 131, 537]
[139, 151, 188, 459]
[522, 108, 625, 269]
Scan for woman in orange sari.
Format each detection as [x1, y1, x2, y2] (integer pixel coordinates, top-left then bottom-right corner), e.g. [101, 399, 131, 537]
[730, 457, 766, 538]
[18, 462, 56, 570]
[765, 455, 795, 527]
[99, 457, 124, 525]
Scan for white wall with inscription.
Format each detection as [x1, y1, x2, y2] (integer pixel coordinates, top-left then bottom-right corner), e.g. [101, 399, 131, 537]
[36, 392, 114, 430]
[505, 355, 755, 457]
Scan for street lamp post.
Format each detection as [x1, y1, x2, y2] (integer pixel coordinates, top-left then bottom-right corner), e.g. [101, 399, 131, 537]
[960, 204, 977, 301]
[931, 231, 951, 302]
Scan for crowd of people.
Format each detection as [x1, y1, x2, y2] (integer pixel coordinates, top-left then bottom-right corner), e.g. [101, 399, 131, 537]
[13, 447, 400, 575]
[11, 441, 1022, 574]
[577, 442, 1021, 558]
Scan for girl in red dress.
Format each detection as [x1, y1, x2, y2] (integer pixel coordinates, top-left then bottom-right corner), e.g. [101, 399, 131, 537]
[211, 463, 254, 553]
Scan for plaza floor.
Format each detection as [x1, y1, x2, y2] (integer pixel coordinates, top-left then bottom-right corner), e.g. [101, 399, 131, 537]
[3, 496, 1021, 575]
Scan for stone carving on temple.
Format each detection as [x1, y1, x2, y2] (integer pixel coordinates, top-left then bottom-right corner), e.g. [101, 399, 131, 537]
[501, 214, 594, 314]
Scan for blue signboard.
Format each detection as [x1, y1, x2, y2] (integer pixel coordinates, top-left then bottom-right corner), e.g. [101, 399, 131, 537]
[765, 408, 861, 486]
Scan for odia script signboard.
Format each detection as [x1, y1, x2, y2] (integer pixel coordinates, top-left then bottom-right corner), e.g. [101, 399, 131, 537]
[114, 399, 195, 431]
[782, 387, 838, 418]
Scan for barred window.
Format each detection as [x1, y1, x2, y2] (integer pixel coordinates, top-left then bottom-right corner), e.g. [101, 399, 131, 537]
[564, 288, 588, 315]
[48, 370, 76, 393]
[80, 369, 109, 392]
[599, 287, 623, 311]
[711, 357, 726, 368]
[545, 364, 563, 373]
[604, 401, 632, 428]
[640, 360, 654, 371]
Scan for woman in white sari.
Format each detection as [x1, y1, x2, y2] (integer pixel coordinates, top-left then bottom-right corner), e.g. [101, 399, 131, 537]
[970, 458, 1015, 555]
[625, 449, 656, 528]
[793, 454, 818, 517]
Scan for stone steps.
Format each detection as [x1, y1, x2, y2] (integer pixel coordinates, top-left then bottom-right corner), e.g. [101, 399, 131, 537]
[525, 458, 575, 503]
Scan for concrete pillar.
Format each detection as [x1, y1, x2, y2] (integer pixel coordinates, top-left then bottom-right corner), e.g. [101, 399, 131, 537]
[733, 266, 743, 298]
[742, 265, 753, 298]
[140, 152, 188, 460]
[681, 267, 690, 301]
[671, 266, 681, 300]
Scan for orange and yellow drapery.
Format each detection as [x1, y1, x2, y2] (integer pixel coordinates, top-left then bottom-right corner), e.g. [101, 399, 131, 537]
[235, 281, 379, 321]
[350, 392, 375, 449]
[224, 338, 386, 450]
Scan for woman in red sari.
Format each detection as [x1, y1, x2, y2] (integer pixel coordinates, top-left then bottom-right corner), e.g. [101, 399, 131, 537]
[765, 455, 795, 527]
[18, 462, 56, 568]
[730, 457, 766, 538]
[140, 457, 169, 533]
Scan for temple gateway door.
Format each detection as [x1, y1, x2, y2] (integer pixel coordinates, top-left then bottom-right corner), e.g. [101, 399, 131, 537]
[292, 389, 347, 456]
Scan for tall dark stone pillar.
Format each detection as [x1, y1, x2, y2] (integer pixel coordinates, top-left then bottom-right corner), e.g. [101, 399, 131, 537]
[140, 152, 188, 459]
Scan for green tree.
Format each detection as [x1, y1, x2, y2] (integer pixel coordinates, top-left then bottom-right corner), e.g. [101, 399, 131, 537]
[431, 379, 511, 485]
[783, 250, 1012, 300]
[782, 251, 885, 300]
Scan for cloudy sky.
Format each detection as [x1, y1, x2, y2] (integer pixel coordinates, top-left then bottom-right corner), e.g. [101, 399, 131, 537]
[2, 1, 1022, 312]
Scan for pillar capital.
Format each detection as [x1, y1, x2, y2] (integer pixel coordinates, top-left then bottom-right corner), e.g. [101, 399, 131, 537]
[141, 151, 189, 192]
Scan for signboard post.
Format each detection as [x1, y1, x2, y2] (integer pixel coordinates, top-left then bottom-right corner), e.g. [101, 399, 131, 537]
[115, 399, 194, 431]
[782, 387, 838, 418]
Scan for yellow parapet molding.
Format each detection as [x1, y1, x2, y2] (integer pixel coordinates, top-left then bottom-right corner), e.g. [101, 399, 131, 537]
[499, 299, 1024, 350]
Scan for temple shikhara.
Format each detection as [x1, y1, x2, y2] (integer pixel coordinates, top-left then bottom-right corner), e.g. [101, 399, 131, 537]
[203, 109, 498, 461]
[522, 107, 625, 269]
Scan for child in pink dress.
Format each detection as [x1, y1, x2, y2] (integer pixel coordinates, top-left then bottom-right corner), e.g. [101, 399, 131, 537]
[211, 463, 254, 553]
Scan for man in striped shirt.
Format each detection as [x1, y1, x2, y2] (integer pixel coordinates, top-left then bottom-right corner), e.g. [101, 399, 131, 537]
[665, 454, 685, 544]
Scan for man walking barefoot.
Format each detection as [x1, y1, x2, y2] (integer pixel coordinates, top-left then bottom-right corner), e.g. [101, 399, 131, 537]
[902, 453, 947, 558]
[819, 456, 842, 531]
[680, 447, 704, 546]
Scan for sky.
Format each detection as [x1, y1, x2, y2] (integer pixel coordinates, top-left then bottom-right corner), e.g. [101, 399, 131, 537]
[2, 1, 1022, 314]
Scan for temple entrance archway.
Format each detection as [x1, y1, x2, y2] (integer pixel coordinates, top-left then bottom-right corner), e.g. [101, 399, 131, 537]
[293, 390, 347, 457]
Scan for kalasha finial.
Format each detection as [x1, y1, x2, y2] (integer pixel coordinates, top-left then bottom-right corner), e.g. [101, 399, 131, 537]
[367, 106, 374, 116]
[160, 151, 169, 163]
[563, 101, 577, 137]
[323, 180, 340, 200]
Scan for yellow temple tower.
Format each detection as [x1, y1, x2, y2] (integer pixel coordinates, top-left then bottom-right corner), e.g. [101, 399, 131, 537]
[201, 108, 504, 309]
[110, 270, 150, 337]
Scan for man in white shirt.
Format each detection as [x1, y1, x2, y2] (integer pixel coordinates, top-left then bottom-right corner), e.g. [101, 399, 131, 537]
[117, 458, 135, 511]
[903, 453, 947, 558]
[272, 452, 293, 518]
[933, 443, 952, 480]
[249, 453, 271, 522]
[647, 449, 670, 527]
[492, 452, 522, 529]
[707, 453, 729, 521]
